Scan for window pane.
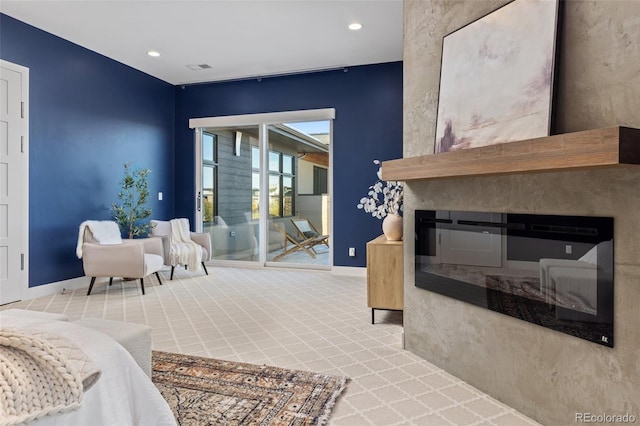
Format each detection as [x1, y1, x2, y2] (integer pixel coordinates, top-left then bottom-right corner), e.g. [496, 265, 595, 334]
[283, 176, 293, 216]
[203, 133, 215, 162]
[252, 172, 260, 220]
[269, 175, 281, 217]
[203, 166, 215, 223]
[252, 146, 260, 169]
[313, 166, 328, 195]
[283, 154, 293, 174]
[202, 126, 260, 263]
[269, 151, 280, 172]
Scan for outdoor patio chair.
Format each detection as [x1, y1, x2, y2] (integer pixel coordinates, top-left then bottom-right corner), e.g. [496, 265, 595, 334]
[291, 218, 330, 250]
[271, 222, 327, 261]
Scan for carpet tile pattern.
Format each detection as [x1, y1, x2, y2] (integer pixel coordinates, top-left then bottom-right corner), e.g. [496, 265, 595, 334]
[4, 267, 540, 425]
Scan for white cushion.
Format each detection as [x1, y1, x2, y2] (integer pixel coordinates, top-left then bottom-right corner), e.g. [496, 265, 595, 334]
[144, 253, 164, 275]
[0, 309, 69, 322]
[150, 220, 172, 236]
[579, 245, 598, 265]
[214, 216, 228, 228]
[73, 317, 153, 378]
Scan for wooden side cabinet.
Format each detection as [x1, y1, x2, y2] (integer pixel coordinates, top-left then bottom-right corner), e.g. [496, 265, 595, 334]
[366, 235, 403, 324]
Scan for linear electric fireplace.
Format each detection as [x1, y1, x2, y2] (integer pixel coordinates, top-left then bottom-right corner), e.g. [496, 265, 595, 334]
[415, 210, 614, 347]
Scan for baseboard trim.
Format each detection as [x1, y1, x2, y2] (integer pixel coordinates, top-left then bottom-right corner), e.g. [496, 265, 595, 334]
[24, 276, 98, 300]
[21, 265, 366, 301]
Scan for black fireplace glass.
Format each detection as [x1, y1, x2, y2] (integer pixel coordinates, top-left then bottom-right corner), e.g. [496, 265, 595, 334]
[415, 210, 614, 347]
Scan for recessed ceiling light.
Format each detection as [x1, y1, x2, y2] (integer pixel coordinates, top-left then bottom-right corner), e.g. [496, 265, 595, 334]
[348, 23, 362, 31]
[147, 51, 160, 57]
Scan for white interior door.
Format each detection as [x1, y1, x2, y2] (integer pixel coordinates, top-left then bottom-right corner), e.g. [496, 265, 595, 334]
[0, 61, 28, 304]
[439, 211, 502, 267]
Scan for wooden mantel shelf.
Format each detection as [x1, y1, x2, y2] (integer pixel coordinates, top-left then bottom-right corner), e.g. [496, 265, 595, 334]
[382, 126, 640, 181]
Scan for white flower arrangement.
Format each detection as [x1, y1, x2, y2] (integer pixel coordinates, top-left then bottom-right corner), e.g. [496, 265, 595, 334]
[357, 159, 404, 219]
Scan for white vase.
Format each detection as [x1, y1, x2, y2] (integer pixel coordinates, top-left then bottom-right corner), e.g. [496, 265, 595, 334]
[382, 213, 403, 241]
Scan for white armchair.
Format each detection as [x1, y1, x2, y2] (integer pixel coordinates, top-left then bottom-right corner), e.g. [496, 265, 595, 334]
[78, 221, 164, 295]
[150, 219, 211, 279]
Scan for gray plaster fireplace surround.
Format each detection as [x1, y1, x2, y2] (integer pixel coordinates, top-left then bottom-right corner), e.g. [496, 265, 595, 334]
[398, 1, 640, 425]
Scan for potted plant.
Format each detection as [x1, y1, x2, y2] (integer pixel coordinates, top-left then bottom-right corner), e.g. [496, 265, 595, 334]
[112, 162, 152, 239]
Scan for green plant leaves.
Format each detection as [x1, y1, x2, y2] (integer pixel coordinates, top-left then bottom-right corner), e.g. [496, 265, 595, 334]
[112, 162, 152, 239]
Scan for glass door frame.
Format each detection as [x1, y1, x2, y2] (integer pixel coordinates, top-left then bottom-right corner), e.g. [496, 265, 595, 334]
[190, 108, 335, 268]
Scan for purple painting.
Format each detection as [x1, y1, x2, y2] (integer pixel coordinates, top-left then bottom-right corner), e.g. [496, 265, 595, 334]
[434, 0, 559, 153]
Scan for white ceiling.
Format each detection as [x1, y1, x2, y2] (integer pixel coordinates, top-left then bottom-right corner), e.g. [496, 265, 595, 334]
[0, 0, 403, 85]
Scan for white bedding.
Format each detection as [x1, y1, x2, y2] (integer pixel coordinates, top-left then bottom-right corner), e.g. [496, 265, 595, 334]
[0, 313, 176, 426]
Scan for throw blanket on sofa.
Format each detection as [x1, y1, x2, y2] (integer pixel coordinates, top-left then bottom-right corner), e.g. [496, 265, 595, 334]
[76, 220, 123, 259]
[0, 328, 101, 426]
[170, 219, 202, 272]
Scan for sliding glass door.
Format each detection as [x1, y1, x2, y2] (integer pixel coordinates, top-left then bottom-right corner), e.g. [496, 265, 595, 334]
[266, 122, 331, 267]
[192, 109, 333, 269]
[197, 126, 261, 262]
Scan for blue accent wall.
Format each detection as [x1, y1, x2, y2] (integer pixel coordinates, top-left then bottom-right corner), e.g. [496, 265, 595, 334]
[0, 14, 175, 286]
[175, 63, 403, 267]
[0, 12, 402, 286]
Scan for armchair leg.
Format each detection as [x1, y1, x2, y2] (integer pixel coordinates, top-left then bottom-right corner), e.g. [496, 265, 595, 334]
[87, 277, 96, 296]
[170, 266, 175, 280]
[140, 278, 145, 295]
[109, 277, 113, 286]
[155, 271, 163, 286]
[202, 262, 209, 275]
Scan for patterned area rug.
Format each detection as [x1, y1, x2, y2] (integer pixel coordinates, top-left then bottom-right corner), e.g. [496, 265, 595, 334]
[152, 351, 349, 425]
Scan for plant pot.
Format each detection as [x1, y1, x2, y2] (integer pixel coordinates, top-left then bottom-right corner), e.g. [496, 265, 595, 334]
[382, 213, 403, 241]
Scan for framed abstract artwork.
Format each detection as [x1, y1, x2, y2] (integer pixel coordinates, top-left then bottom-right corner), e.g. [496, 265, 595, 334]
[434, 0, 560, 153]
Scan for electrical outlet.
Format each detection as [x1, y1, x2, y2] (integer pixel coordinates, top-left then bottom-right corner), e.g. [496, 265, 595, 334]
[565, 245, 572, 254]
[348, 247, 356, 257]
[158, 192, 163, 201]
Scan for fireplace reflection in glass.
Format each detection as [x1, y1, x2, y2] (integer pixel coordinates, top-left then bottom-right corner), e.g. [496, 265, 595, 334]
[415, 210, 614, 347]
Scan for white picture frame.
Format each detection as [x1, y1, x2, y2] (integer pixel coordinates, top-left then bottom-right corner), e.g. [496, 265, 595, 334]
[434, 0, 560, 153]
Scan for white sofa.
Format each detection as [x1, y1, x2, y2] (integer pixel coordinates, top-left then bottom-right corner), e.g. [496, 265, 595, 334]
[207, 216, 285, 260]
[539, 240, 612, 314]
[208, 220, 258, 260]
